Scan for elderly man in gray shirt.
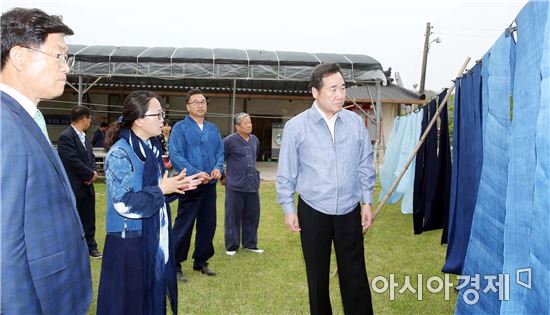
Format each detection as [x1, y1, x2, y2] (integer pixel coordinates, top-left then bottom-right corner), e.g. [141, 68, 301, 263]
[276, 63, 376, 315]
[223, 112, 263, 256]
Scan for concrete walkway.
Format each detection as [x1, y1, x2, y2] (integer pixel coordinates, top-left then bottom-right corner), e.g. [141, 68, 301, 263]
[257, 161, 278, 181]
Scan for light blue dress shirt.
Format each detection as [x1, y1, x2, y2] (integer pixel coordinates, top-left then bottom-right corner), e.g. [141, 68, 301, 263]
[276, 103, 376, 215]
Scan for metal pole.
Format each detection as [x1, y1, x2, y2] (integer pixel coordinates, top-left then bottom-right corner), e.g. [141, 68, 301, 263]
[374, 57, 471, 219]
[78, 75, 83, 106]
[419, 22, 431, 95]
[230, 79, 236, 133]
[375, 80, 382, 172]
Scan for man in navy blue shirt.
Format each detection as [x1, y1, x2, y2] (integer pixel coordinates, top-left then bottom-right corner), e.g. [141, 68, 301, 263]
[169, 89, 224, 281]
[222, 113, 263, 256]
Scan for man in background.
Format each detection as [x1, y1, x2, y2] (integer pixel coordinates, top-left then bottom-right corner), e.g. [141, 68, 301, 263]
[92, 121, 108, 147]
[222, 112, 263, 256]
[0, 7, 92, 314]
[170, 89, 224, 281]
[58, 105, 101, 258]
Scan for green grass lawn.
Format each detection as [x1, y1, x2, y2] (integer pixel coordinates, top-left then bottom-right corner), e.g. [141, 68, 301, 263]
[89, 181, 457, 314]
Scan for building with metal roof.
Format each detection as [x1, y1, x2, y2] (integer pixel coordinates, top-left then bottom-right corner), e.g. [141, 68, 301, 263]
[41, 45, 421, 164]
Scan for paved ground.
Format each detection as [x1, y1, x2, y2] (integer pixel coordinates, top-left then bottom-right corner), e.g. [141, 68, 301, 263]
[257, 161, 278, 181]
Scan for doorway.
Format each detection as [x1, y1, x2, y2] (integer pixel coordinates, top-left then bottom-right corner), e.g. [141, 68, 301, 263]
[250, 115, 282, 161]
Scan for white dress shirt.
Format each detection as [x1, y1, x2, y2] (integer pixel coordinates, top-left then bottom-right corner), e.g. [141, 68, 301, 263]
[314, 101, 339, 142]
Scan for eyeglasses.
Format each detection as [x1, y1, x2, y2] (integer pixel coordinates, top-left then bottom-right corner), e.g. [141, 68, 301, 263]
[187, 100, 208, 107]
[21, 46, 75, 69]
[143, 111, 166, 120]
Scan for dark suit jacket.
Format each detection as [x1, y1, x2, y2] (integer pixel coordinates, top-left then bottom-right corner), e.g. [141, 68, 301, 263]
[91, 128, 105, 148]
[0, 92, 92, 314]
[58, 126, 96, 199]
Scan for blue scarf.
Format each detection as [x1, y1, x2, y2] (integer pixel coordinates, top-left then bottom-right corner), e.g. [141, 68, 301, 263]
[119, 128, 178, 314]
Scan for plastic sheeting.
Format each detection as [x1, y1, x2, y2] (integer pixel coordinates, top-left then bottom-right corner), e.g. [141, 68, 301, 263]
[67, 45, 387, 83]
[442, 62, 483, 275]
[378, 110, 423, 213]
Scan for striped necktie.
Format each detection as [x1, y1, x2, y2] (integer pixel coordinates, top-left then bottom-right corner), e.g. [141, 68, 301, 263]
[34, 109, 50, 141]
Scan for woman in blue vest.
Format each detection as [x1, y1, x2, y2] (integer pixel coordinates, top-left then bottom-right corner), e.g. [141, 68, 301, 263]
[97, 90, 200, 315]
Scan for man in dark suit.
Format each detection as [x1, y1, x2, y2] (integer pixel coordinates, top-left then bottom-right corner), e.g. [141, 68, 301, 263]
[0, 8, 92, 314]
[58, 106, 101, 258]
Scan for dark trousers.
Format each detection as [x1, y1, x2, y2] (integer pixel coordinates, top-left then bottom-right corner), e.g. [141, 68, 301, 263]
[224, 188, 260, 251]
[76, 190, 97, 251]
[172, 184, 217, 270]
[298, 197, 373, 315]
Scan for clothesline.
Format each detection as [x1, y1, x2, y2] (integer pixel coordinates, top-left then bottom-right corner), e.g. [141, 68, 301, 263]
[374, 57, 471, 219]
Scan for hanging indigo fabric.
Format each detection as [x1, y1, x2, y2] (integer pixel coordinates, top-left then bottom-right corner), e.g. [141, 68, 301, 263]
[395, 110, 423, 214]
[525, 3, 550, 313]
[441, 62, 483, 275]
[379, 117, 406, 204]
[393, 114, 415, 211]
[420, 99, 442, 231]
[380, 109, 424, 213]
[501, 1, 549, 314]
[455, 32, 514, 315]
[412, 89, 450, 236]
[436, 89, 452, 244]
[412, 104, 430, 234]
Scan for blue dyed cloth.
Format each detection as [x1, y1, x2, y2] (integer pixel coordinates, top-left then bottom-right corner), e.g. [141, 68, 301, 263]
[379, 110, 423, 212]
[525, 3, 550, 313]
[100, 133, 177, 315]
[413, 90, 451, 236]
[379, 116, 405, 204]
[501, 1, 550, 314]
[413, 106, 430, 232]
[453, 1, 550, 313]
[442, 62, 484, 275]
[455, 33, 514, 315]
[395, 110, 423, 214]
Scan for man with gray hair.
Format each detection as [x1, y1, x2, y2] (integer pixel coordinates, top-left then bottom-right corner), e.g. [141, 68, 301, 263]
[222, 112, 263, 255]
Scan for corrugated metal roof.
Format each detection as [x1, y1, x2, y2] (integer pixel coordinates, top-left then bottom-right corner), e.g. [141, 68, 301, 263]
[347, 84, 421, 104]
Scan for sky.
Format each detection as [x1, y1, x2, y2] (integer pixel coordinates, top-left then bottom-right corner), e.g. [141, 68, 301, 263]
[3, 0, 529, 91]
